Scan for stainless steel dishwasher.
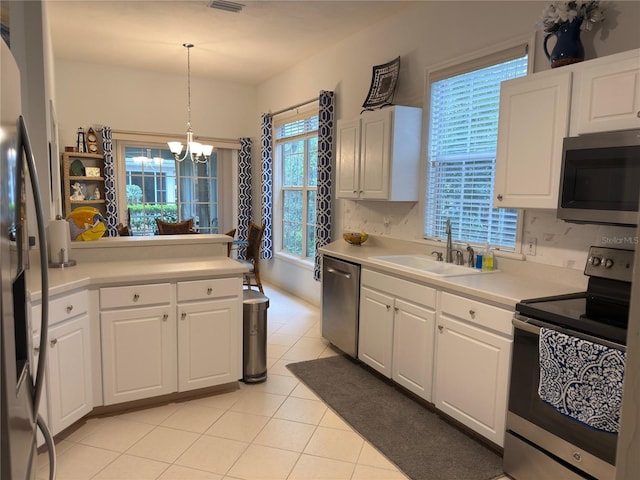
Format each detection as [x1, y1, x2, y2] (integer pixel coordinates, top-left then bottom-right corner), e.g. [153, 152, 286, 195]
[321, 256, 361, 358]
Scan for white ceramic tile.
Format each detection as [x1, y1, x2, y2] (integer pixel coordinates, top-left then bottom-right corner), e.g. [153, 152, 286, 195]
[282, 336, 330, 361]
[92, 453, 169, 479]
[319, 409, 352, 431]
[289, 381, 320, 401]
[187, 389, 243, 411]
[229, 391, 287, 417]
[226, 444, 299, 480]
[266, 343, 290, 359]
[205, 410, 270, 442]
[268, 358, 297, 377]
[114, 403, 181, 426]
[252, 418, 316, 452]
[304, 426, 364, 463]
[175, 435, 248, 475]
[351, 463, 410, 479]
[160, 404, 225, 433]
[73, 417, 155, 452]
[44, 443, 119, 480]
[240, 373, 298, 396]
[357, 442, 398, 470]
[126, 426, 199, 463]
[287, 454, 355, 480]
[274, 396, 327, 425]
[157, 465, 223, 479]
[36, 438, 75, 471]
[268, 332, 300, 347]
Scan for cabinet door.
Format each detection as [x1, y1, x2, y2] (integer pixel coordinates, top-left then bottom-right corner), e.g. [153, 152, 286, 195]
[101, 305, 177, 405]
[360, 109, 391, 199]
[336, 118, 361, 199]
[358, 286, 394, 377]
[392, 299, 435, 401]
[47, 314, 93, 434]
[494, 71, 571, 209]
[434, 315, 512, 446]
[574, 55, 640, 134]
[177, 298, 240, 391]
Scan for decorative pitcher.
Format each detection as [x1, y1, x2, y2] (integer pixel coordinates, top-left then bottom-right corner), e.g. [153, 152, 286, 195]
[543, 18, 585, 68]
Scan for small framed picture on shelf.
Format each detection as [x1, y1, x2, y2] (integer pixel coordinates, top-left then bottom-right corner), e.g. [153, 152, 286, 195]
[85, 167, 101, 177]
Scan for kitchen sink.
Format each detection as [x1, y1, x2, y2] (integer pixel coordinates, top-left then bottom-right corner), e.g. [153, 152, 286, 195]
[368, 254, 489, 277]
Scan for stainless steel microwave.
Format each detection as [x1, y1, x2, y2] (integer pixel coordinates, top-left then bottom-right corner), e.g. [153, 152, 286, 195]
[558, 129, 640, 227]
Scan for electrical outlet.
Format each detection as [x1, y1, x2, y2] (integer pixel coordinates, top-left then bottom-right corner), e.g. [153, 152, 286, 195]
[527, 238, 537, 256]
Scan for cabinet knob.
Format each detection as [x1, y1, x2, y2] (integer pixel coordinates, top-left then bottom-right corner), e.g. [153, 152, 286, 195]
[469, 310, 476, 319]
[207, 287, 213, 295]
[496, 194, 503, 201]
[181, 312, 187, 321]
[163, 314, 168, 322]
[50, 338, 58, 347]
[34, 347, 40, 354]
[66, 305, 73, 314]
[353, 190, 357, 194]
[386, 305, 391, 311]
[438, 325, 444, 332]
[637, 111, 640, 118]
[394, 306, 399, 312]
[133, 293, 140, 302]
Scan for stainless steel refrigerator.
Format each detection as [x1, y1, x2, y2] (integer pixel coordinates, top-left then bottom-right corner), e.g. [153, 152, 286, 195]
[1, 39, 55, 480]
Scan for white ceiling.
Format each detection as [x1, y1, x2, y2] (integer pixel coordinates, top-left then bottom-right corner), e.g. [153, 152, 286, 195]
[47, 0, 415, 85]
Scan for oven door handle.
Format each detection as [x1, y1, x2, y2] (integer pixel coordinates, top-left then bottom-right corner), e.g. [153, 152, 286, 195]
[513, 316, 626, 352]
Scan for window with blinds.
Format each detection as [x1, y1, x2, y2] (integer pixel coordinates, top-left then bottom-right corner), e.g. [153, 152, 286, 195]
[425, 47, 528, 250]
[274, 109, 319, 259]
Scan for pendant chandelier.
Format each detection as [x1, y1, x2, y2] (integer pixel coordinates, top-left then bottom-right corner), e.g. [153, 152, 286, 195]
[167, 43, 213, 163]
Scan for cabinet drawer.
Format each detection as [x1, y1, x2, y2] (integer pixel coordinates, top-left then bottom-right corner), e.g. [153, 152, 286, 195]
[32, 290, 89, 333]
[440, 292, 513, 336]
[362, 269, 436, 308]
[100, 283, 172, 309]
[177, 277, 241, 302]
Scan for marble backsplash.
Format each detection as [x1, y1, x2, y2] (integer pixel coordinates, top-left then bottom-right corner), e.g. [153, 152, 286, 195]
[338, 200, 638, 271]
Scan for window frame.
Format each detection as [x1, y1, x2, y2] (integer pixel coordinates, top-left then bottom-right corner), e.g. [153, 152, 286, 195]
[272, 103, 320, 266]
[422, 35, 534, 254]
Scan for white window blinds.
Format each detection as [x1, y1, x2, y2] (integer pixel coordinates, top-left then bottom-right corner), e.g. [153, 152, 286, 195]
[425, 48, 528, 250]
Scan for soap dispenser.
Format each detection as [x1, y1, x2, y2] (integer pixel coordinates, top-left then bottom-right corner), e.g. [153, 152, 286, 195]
[482, 244, 494, 271]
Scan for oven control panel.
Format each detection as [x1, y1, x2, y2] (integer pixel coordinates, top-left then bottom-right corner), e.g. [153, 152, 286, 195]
[585, 246, 635, 282]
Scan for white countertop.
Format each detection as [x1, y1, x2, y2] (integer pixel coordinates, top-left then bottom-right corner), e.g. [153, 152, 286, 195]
[320, 237, 586, 309]
[29, 256, 248, 302]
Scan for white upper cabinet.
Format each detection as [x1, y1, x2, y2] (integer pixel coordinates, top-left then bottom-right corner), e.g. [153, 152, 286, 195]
[336, 106, 422, 201]
[571, 49, 640, 135]
[495, 48, 640, 210]
[494, 70, 572, 209]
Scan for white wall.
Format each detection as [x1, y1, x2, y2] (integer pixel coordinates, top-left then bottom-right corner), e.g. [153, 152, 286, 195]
[256, 1, 640, 304]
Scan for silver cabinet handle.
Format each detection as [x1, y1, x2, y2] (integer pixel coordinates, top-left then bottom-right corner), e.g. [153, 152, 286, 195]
[50, 338, 57, 346]
[66, 305, 73, 314]
[496, 194, 503, 201]
[207, 287, 213, 295]
[181, 312, 187, 321]
[469, 310, 476, 319]
[162, 314, 168, 322]
[133, 293, 140, 302]
[326, 267, 351, 279]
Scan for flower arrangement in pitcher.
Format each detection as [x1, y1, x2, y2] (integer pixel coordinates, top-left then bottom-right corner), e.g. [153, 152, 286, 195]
[538, 1, 605, 33]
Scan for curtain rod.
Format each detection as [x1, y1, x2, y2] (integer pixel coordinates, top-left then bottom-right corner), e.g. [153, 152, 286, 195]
[269, 97, 319, 117]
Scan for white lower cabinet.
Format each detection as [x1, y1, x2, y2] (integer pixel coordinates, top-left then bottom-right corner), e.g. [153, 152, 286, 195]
[100, 279, 242, 406]
[177, 278, 242, 392]
[31, 289, 93, 436]
[358, 269, 436, 401]
[434, 292, 513, 447]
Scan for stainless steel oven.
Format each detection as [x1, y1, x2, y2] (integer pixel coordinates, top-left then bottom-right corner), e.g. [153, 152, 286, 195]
[504, 246, 633, 480]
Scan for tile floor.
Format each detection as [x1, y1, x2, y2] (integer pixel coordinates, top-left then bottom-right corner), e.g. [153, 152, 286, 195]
[36, 283, 508, 480]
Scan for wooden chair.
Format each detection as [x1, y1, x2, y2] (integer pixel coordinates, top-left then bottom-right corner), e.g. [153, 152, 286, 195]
[224, 228, 236, 257]
[238, 222, 265, 293]
[155, 218, 195, 235]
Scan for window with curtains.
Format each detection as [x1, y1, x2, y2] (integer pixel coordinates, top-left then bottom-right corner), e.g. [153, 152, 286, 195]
[425, 46, 528, 250]
[119, 143, 218, 235]
[274, 109, 319, 259]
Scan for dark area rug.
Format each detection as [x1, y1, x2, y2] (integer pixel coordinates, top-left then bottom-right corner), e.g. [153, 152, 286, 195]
[287, 354, 504, 480]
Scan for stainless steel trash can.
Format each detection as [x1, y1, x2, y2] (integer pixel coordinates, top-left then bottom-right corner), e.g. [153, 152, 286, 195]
[242, 290, 269, 383]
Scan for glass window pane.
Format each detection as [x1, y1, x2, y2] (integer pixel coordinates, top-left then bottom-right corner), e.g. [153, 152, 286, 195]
[282, 190, 303, 255]
[307, 137, 318, 186]
[283, 140, 304, 186]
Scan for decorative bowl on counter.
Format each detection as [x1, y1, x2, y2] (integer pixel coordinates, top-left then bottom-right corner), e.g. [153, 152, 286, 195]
[343, 232, 368, 245]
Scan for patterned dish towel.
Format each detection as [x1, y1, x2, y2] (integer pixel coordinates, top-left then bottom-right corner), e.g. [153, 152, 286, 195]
[538, 328, 626, 433]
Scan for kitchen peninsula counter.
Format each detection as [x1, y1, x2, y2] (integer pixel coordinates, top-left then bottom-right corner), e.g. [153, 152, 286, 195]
[320, 236, 587, 309]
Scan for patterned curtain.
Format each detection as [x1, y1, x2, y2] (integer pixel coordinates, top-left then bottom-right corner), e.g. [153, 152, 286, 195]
[236, 137, 252, 260]
[260, 114, 273, 259]
[314, 91, 335, 281]
[100, 126, 119, 237]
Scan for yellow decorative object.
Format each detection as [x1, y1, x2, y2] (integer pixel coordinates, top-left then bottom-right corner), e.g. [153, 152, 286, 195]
[343, 231, 368, 245]
[66, 207, 107, 241]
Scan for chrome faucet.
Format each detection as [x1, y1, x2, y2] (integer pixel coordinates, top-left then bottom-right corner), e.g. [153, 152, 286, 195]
[431, 251, 443, 262]
[445, 219, 453, 263]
